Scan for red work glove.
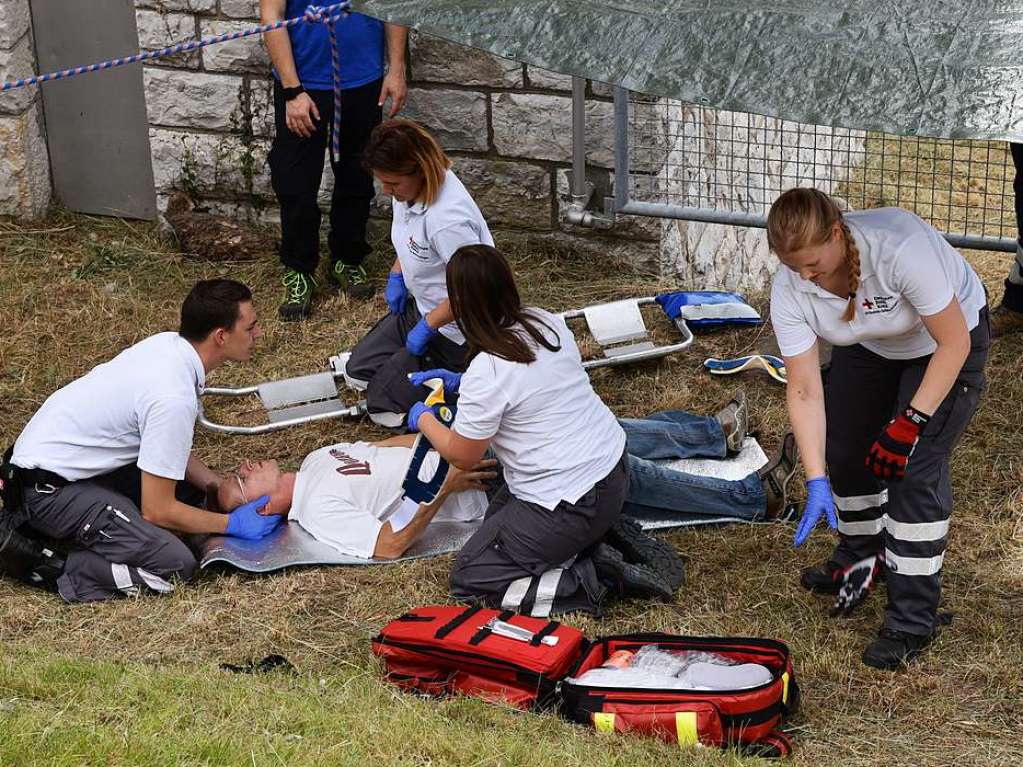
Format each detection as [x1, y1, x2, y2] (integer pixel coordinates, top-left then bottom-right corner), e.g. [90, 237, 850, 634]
[865, 406, 930, 480]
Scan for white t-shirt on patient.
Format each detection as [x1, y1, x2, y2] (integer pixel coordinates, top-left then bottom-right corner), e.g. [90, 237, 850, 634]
[13, 332, 205, 481]
[771, 208, 986, 360]
[288, 441, 487, 559]
[390, 169, 494, 345]
[454, 308, 626, 511]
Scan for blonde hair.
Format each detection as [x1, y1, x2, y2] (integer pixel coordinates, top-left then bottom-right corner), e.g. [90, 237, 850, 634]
[766, 188, 861, 322]
[362, 119, 452, 206]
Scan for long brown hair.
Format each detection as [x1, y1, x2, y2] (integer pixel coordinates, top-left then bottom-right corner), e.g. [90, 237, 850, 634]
[446, 244, 561, 363]
[766, 188, 861, 322]
[362, 119, 451, 206]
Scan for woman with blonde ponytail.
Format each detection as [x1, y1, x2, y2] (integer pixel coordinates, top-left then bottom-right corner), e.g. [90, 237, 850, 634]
[766, 188, 990, 671]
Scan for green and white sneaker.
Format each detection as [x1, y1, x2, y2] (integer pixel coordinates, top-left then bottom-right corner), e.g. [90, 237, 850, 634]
[330, 261, 375, 299]
[279, 269, 316, 321]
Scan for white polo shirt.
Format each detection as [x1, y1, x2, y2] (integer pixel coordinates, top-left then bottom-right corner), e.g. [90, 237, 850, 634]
[288, 441, 486, 559]
[13, 332, 205, 481]
[454, 309, 627, 510]
[771, 208, 986, 360]
[391, 169, 494, 345]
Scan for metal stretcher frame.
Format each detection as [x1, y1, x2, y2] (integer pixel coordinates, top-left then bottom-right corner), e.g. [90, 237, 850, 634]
[197, 296, 694, 435]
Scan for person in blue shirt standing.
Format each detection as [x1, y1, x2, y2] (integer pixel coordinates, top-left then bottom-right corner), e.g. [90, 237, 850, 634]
[261, 2, 407, 320]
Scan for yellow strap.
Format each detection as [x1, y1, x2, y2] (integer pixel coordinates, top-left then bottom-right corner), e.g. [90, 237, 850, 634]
[782, 671, 790, 706]
[593, 712, 616, 734]
[424, 380, 446, 407]
[675, 711, 698, 747]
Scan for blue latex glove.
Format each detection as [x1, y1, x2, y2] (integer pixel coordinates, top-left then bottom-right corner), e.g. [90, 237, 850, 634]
[408, 368, 462, 393]
[794, 476, 838, 547]
[407, 401, 431, 432]
[385, 271, 408, 315]
[406, 317, 438, 356]
[225, 495, 281, 540]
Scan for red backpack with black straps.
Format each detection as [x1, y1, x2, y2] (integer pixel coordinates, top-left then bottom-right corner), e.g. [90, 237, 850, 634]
[371, 604, 585, 710]
[372, 605, 798, 758]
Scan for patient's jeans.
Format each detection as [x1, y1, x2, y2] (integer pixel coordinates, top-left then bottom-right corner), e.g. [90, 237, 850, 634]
[619, 411, 766, 522]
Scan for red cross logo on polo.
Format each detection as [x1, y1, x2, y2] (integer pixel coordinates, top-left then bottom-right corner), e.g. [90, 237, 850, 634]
[862, 298, 875, 310]
[407, 235, 429, 258]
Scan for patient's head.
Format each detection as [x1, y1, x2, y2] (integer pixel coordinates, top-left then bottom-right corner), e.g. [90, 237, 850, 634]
[217, 458, 295, 515]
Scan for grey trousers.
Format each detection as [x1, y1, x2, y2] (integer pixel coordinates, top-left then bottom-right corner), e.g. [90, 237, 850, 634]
[21, 469, 199, 603]
[450, 451, 629, 618]
[824, 307, 990, 635]
[345, 298, 468, 427]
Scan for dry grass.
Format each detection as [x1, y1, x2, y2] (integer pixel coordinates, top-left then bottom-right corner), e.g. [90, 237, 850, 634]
[0, 202, 1021, 766]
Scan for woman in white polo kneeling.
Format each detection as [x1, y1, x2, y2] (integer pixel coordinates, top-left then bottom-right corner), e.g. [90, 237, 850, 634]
[343, 119, 493, 427]
[408, 244, 633, 618]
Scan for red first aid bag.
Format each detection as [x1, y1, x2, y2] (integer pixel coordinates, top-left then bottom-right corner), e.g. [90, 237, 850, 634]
[558, 633, 798, 757]
[371, 604, 587, 710]
[372, 608, 799, 757]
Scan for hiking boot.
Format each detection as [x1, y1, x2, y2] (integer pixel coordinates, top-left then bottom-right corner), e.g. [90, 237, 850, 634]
[799, 560, 844, 595]
[603, 516, 685, 592]
[757, 431, 799, 519]
[990, 302, 1023, 337]
[329, 261, 375, 300]
[714, 390, 748, 454]
[861, 626, 934, 670]
[0, 526, 65, 591]
[279, 269, 316, 321]
[592, 542, 674, 602]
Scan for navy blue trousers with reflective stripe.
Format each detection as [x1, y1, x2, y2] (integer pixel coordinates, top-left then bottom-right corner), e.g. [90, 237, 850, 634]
[823, 308, 989, 635]
[449, 452, 628, 618]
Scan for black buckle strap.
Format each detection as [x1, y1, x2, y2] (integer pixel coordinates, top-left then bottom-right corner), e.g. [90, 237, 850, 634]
[434, 604, 484, 639]
[1, 448, 68, 492]
[18, 467, 69, 489]
[530, 620, 560, 646]
[468, 610, 515, 646]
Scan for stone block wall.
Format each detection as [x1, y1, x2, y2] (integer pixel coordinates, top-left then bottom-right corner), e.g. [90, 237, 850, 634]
[137, 1, 661, 265]
[6, 2, 866, 287]
[0, 0, 50, 219]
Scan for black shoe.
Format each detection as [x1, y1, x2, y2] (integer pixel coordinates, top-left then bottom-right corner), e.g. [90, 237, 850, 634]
[279, 269, 316, 321]
[990, 301, 1023, 337]
[603, 516, 685, 592]
[799, 560, 843, 595]
[0, 527, 65, 591]
[592, 542, 674, 603]
[862, 627, 935, 670]
[329, 261, 375, 300]
[757, 432, 799, 519]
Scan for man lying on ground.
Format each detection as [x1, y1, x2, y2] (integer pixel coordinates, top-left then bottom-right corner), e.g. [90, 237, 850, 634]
[217, 435, 496, 560]
[216, 392, 797, 598]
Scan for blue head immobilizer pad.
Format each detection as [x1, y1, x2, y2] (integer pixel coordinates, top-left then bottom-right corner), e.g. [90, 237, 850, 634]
[655, 291, 763, 328]
[401, 381, 457, 505]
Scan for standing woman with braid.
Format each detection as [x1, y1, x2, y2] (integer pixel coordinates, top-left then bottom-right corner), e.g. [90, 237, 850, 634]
[767, 188, 990, 670]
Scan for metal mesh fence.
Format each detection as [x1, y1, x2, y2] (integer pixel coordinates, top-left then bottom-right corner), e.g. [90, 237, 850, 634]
[621, 94, 1019, 251]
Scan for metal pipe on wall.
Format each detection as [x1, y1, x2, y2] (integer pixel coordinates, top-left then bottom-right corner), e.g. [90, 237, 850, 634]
[571, 75, 587, 199]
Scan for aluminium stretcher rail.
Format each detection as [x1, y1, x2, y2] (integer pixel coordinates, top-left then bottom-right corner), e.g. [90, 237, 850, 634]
[198, 296, 695, 435]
